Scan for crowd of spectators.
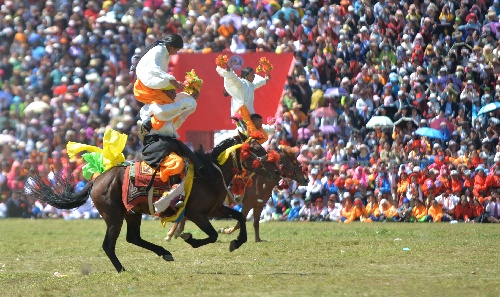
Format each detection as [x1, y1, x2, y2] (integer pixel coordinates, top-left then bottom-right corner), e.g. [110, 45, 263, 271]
[1, 0, 500, 223]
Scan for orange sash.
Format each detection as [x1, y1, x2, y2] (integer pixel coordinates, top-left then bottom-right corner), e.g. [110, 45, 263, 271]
[236, 106, 268, 144]
[134, 79, 175, 130]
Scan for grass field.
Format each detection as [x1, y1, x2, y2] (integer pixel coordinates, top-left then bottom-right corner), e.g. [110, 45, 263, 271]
[0, 219, 499, 297]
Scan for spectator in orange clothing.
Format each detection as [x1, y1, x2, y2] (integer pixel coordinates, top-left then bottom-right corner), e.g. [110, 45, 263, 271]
[379, 198, 397, 221]
[427, 199, 452, 222]
[290, 101, 308, 127]
[410, 199, 429, 222]
[463, 170, 474, 191]
[438, 167, 452, 193]
[344, 197, 368, 223]
[454, 196, 474, 222]
[470, 151, 484, 168]
[485, 168, 500, 192]
[471, 195, 486, 223]
[450, 170, 463, 196]
[473, 166, 488, 201]
[340, 194, 353, 222]
[366, 193, 381, 221]
[396, 170, 409, 204]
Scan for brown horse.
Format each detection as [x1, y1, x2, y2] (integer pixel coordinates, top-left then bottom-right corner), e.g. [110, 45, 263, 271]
[172, 147, 308, 242]
[26, 135, 281, 272]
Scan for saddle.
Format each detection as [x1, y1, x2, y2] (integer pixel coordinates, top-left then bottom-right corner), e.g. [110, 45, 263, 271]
[122, 161, 185, 217]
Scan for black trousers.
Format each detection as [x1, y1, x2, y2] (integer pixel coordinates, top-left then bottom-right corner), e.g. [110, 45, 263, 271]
[142, 134, 202, 172]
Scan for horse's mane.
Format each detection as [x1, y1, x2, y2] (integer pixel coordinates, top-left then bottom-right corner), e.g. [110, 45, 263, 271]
[194, 137, 237, 179]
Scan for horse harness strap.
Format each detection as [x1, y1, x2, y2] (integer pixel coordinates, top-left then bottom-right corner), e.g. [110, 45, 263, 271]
[230, 150, 240, 172]
[212, 162, 236, 202]
[147, 187, 155, 215]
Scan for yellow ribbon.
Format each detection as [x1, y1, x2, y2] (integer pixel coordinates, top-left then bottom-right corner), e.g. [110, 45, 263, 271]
[66, 128, 127, 171]
[217, 144, 242, 165]
[161, 164, 195, 226]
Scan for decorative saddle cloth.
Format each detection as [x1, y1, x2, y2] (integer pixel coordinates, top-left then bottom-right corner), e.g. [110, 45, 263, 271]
[122, 161, 190, 219]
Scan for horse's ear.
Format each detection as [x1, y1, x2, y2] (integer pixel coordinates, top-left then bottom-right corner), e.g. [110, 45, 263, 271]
[237, 130, 248, 142]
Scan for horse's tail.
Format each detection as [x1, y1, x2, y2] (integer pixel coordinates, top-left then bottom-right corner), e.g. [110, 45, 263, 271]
[25, 174, 94, 210]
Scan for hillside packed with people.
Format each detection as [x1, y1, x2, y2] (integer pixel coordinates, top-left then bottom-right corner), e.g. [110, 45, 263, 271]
[1, 0, 500, 223]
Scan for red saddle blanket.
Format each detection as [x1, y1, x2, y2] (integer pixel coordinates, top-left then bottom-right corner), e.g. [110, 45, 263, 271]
[122, 162, 171, 213]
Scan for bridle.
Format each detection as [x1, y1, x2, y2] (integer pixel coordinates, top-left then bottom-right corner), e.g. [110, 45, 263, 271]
[212, 138, 279, 200]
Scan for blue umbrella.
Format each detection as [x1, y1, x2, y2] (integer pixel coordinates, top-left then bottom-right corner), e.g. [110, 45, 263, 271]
[478, 102, 500, 116]
[324, 87, 348, 97]
[272, 7, 299, 21]
[415, 127, 444, 140]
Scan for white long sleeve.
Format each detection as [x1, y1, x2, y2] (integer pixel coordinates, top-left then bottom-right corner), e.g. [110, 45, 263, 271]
[140, 92, 197, 138]
[136, 44, 176, 89]
[216, 66, 267, 115]
[144, 97, 196, 122]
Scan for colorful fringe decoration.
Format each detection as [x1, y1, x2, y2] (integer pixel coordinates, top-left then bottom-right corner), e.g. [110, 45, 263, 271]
[256, 57, 273, 74]
[66, 129, 127, 180]
[215, 54, 229, 69]
[184, 69, 203, 95]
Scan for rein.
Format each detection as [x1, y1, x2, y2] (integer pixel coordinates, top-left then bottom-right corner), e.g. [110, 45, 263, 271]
[213, 139, 276, 202]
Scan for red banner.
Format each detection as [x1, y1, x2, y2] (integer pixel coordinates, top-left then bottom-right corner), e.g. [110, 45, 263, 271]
[170, 52, 294, 148]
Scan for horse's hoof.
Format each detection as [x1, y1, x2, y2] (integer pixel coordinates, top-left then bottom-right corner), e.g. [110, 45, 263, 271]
[219, 227, 233, 234]
[162, 254, 174, 262]
[164, 235, 172, 242]
[179, 233, 192, 241]
[229, 240, 237, 252]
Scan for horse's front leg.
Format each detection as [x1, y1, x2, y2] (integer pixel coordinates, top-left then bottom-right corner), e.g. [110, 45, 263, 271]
[212, 205, 247, 251]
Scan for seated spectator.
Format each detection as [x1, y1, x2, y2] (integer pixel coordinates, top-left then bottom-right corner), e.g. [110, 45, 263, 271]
[410, 199, 429, 222]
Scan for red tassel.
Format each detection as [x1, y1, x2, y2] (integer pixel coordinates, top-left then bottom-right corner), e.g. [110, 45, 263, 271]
[267, 150, 280, 164]
[252, 159, 262, 169]
[240, 143, 251, 160]
[250, 131, 265, 140]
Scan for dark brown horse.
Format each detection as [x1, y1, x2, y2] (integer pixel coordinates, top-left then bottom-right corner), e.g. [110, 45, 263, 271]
[173, 147, 308, 242]
[26, 135, 281, 272]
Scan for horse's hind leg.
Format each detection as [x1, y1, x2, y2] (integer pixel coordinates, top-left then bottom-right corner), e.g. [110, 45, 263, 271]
[102, 213, 125, 272]
[181, 213, 219, 248]
[125, 212, 174, 261]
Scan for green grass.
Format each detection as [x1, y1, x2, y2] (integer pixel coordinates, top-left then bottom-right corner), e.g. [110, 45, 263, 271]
[0, 219, 499, 297]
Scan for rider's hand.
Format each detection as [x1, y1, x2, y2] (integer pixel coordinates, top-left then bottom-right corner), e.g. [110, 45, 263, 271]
[265, 74, 271, 80]
[170, 79, 184, 90]
[192, 90, 200, 99]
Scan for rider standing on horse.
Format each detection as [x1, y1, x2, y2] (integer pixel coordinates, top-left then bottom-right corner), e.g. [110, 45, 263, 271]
[216, 65, 275, 143]
[132, 33, 202, 208]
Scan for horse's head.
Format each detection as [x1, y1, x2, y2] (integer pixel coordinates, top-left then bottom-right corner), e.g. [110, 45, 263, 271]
[279, 146, 308, 186]
[236, 132, 282, 182]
